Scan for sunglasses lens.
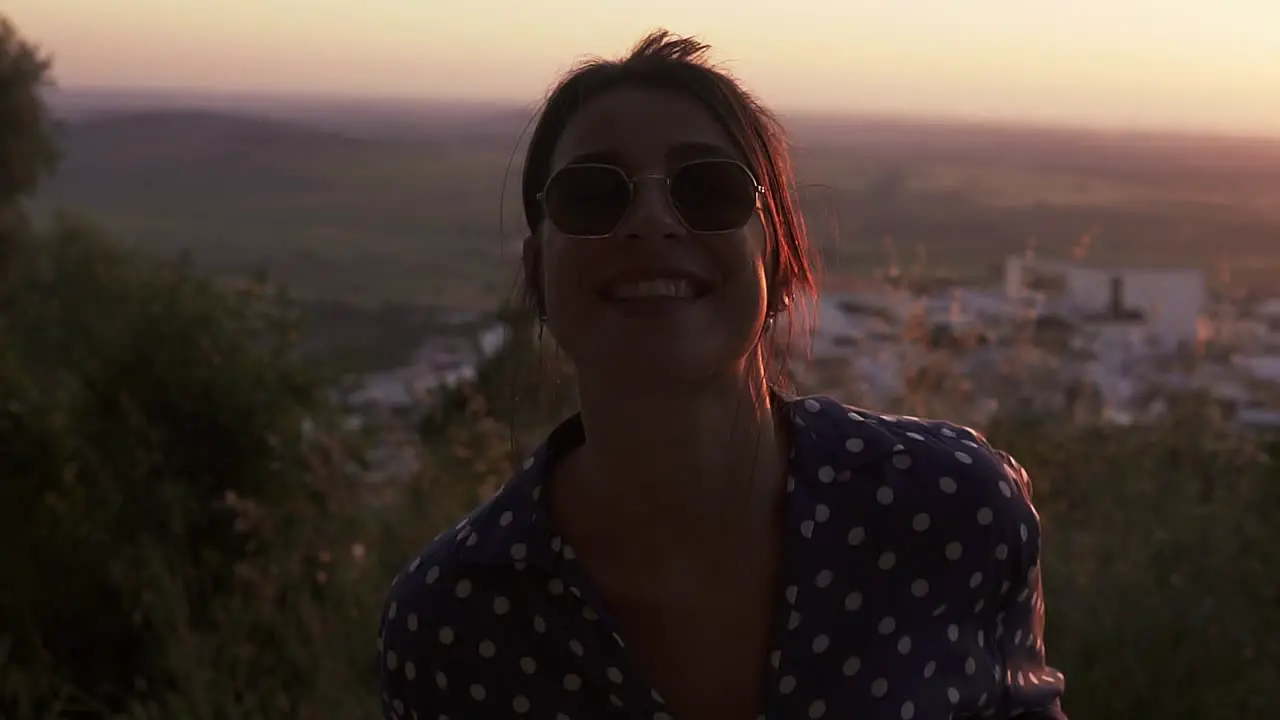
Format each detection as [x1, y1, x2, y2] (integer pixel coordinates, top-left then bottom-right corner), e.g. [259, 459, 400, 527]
[543, 165, 632, 237]
[670, 160, 759, 233]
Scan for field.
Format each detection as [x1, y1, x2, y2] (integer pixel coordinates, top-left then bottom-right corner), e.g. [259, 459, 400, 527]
[33, 93, 1280, 318]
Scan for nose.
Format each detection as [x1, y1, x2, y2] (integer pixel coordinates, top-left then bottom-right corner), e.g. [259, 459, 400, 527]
[616, 176, 682, 239]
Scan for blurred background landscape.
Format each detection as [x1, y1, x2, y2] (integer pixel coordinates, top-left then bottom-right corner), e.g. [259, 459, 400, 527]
[2, 2, 1278, 718]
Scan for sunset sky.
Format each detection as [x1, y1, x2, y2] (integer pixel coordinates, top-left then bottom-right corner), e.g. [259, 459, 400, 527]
[8, 0, 1279, 136]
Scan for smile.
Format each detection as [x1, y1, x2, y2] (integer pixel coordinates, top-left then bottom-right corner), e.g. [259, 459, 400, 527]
[603, 278, 699, 301]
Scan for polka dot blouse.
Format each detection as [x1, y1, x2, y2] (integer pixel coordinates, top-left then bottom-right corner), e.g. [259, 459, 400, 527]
[378, 395, 1068, 719]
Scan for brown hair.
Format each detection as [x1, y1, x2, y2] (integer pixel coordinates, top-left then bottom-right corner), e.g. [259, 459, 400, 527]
[519, 30, 818, 337]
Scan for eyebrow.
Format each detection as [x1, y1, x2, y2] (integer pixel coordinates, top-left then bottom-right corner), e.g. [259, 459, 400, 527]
[560, 140, 740, 169]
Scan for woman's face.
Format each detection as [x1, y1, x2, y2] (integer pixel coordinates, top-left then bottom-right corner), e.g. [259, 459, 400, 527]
[533, 87, 772, 386]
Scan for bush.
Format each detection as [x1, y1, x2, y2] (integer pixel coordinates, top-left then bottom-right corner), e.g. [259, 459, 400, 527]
[0, 219, 393, 719]
[988, 410, 1280, 718]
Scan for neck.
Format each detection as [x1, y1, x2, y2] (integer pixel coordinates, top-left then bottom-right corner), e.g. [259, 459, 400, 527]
[565, 360, 789, 543]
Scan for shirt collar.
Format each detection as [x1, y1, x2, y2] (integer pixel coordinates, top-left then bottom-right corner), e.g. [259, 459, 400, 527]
[451, 395, 903, 569]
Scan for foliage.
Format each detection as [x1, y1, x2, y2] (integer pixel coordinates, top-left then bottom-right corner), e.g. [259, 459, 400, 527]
[0, 15, 58, 207]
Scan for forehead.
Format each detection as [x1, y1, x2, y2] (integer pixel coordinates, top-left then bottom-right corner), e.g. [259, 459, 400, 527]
[549, 87, 742, 172]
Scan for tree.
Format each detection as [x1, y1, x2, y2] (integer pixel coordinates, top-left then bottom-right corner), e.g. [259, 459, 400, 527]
[0, 14, 58, 208]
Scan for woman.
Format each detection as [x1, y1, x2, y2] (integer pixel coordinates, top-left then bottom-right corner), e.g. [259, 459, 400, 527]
[379, 30, 1067, 720]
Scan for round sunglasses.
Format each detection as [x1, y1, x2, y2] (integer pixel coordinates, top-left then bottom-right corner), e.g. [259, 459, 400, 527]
[537, 158, 764, 238]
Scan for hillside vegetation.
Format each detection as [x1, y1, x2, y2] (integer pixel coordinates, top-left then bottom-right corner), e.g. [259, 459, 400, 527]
[3, 13, 1278, 720]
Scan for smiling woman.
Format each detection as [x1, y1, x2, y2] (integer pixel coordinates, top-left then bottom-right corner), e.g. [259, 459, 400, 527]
[378, 29, 1067, 720]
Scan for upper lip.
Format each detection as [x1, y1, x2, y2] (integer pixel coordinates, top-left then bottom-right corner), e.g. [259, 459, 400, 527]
[595, 268, 716, 297]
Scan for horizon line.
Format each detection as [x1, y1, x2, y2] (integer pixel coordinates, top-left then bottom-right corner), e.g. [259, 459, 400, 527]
[47, 81, 1280, 145]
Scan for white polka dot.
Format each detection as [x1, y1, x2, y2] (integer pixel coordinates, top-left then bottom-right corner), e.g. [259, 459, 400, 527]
[510, 543, 527, 560]
[548, 578, 564, 595]
[813, 634, 830, 653]
[800, 520, 815, 538]
[1021, 523, 1029, 541]
[607, 666, 623, 683]
[897, 635, 912, 654]
[947, 624, 959, 641]
[493, 597, 510, 615]
[912, 513, 930, 531]
[513, 695, 530, 713]
[770, 650, 782, 668]
[406, 613, 419, 631]
[424, 566, 439, 583]
[533, 615, 546, 633]
[901, 700, 915, 719]
[788, 611, 801, 629]
[945, 541, 963, 560]
[499, 510, 514, 526]
[809, 699, 826, 718]
[522, 456, 535, 469]
[911, 579, 929, 597]
[569, 639, 584, 656]
[478, 640, 495, 658]
[455, 579, 472, 598]
[970, 571, 984, 588]
[845, 592, 863, 611]
[843, 656, 861, 676]
[948, 687, 960, 704]
[939, 476, 957, 493]
[583, 605, 598, 621]
[878, 616, 896, 634]
[977, 507, 994, 525]
[470, 684, 485, 701]
[995, 543, 1008, 560]
[923, 661, 936, 678]
[815, 569, 833, 587]
[878, 551, 896, 570]
[438, 626, 454, 644]
[385, 651, 398, 670]
[786, 585, 798, 604]
[387, 601, 398, 619]
[846, 437, 865, 452]
[871, 678, 889, 697]
[892, 453, 912, 470]
[965, 657, 977, 675]
[780, 675, 797, 694]
[847, 526, 865, 545]
[955, 451, 973, 464]
[999, 480, 1013, 497]
[876, 486, 894, 504]
[941, 426, 956, 437]
[818, 466, 835, 483]
[609, 694, 623, 707]
[804, 397, 821, 412]
[563, 674, 581, 691]
[435, 671, 447, 689]
[520, 657, 536, 673]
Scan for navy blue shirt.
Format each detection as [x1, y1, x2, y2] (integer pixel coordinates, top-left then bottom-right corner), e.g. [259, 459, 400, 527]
[378, 395, 1067, 719]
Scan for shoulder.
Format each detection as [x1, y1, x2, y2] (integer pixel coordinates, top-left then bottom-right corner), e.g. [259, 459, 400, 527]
[786, 394, 1041, 546]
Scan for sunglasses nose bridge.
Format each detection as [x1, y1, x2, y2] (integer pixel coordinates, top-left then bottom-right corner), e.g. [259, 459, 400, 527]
[618, 173, 682, 235]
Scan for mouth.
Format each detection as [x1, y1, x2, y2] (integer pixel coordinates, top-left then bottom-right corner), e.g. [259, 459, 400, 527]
[598, 276, 713, 303]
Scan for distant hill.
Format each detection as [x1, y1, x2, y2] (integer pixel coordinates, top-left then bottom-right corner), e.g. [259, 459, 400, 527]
[34, 109, 521, 308]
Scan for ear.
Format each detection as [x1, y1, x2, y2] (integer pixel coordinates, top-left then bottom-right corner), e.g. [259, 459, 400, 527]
[521, 234, 547, 317]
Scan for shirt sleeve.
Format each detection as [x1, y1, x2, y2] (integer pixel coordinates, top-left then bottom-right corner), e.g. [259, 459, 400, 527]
[378, 572, 472, 720]
[994, 452, 1068, 719]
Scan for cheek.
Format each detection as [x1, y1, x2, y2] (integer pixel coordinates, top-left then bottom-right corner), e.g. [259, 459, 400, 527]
[539, 237, 585, 313]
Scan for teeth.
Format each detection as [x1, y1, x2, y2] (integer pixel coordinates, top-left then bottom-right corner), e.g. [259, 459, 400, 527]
[609, 278, 696, 300]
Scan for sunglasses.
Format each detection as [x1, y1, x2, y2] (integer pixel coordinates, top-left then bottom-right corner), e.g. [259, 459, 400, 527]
[537, 158, 764, 238]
